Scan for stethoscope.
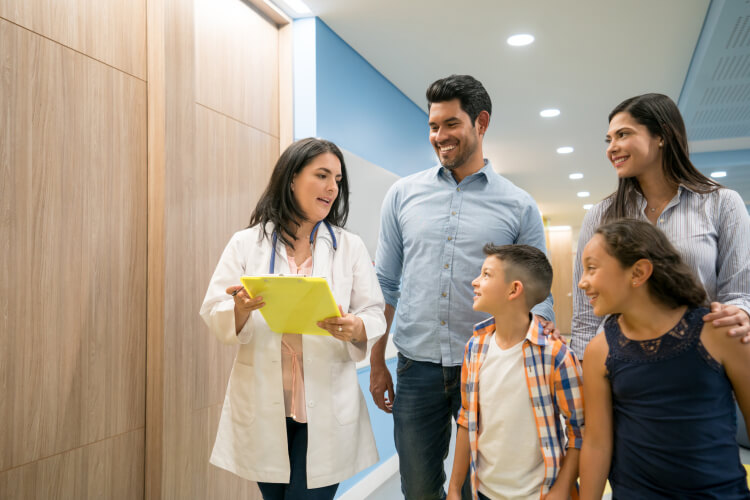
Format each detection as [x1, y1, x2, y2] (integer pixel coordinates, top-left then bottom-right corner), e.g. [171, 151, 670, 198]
[269, 220, 338, 274]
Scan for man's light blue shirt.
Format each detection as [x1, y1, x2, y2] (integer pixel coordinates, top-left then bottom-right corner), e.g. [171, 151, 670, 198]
[375, 160, 554, 366]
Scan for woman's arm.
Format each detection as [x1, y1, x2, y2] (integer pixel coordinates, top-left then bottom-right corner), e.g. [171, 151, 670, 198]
[579, 333, 613, 500]
[704, 189, 750, 342]
[199, 232, 258, 345]
[571, 204, 607, 358]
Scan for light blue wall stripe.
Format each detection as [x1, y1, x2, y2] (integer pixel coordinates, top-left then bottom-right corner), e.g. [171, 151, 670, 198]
[314, 18, 435, 177]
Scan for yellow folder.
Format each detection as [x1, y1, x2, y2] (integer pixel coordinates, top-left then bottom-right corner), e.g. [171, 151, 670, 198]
[240, 276, 341, 335]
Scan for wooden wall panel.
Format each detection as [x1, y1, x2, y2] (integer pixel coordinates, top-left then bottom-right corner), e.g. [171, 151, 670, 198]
[194, 0, 279, 135]
[192, 105, 278, 411]
[0, 11, 146, 474]
[0, 429, 144, 500]
[547, 228, 574, 335]
[0, 0, 147, 79]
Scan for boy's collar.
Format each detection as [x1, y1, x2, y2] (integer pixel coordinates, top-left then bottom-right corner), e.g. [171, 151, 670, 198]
[473, 313, 546, 346]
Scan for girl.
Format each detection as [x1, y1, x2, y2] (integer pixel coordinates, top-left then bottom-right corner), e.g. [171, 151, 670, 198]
[200, 138, 385, 499]
[578, 219, 750, 499]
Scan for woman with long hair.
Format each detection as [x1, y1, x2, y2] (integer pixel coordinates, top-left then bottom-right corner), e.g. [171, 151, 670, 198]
[571, 93, 750, 358]
[200, 138, 385, 499]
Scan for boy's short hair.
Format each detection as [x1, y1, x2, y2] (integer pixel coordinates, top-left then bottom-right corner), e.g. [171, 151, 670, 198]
[483, 244, 552, 308]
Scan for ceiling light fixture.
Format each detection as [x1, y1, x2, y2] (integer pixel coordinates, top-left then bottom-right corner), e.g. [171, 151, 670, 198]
[577, 191, 590, 198]
[583, 204, 593, 210]
[507, 34, 534, 46]
[710, 171, 727, 178]
[557, 146, 574, 154]
[540, 108, 560, 118]
[569, 173, 583, 180]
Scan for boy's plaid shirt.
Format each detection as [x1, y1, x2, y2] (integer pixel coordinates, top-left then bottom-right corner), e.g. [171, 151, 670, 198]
[457, 316, 585, 500]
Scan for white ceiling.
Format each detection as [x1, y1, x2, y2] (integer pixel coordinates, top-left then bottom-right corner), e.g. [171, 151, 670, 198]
[301, 0, 711, 228]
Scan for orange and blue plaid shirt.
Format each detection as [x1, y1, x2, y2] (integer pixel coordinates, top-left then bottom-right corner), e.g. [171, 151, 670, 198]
[457, 315, 584, 500]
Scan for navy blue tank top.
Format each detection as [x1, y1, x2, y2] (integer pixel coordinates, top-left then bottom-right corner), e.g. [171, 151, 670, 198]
[604, 307, 749, 499]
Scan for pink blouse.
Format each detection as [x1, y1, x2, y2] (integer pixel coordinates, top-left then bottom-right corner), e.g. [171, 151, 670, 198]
[281, 251, 312, 422]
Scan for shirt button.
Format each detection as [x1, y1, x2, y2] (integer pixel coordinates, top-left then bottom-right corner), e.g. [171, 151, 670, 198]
[441, 320, 446, 325]
[447, 236, 453, 241]
[451, 211, 456, 216]
[456, 187, 461, 192]
[444, 264, 449, 269]
[442, 292, 447, 297]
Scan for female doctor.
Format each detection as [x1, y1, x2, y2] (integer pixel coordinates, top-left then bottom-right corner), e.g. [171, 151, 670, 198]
[200, 138, 386, 500]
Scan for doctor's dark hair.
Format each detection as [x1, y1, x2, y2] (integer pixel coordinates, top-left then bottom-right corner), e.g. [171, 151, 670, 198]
[595, 219, 706, 309]
[603, 93, 720, 222]
[249, 137, 349, 250]
[426, 75, 492, 125]
[483, 244, 552, 308]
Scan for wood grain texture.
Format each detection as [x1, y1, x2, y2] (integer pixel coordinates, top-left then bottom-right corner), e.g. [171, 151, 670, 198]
[547, 229, 574, 335]
[194, 0, 279, 136]
[0, 429, 144, 500]
[0, 16, 146, 471]
[0, 0, 146, 79]
[192, 104, 278, 412]
[278, 23, 294, 151]
[146, 0, 167, 497]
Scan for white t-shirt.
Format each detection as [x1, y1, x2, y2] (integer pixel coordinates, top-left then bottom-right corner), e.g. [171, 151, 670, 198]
[477, 336, 545, 500]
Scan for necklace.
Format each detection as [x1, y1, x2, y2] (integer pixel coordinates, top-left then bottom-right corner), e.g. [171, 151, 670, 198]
[646, 198, 670, 214]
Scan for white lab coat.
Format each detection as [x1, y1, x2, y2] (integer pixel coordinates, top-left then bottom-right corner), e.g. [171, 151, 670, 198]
[200, 223, 385, 488]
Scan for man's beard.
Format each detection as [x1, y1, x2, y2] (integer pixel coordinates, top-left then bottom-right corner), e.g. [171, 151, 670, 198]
[438, 136, 477, 170]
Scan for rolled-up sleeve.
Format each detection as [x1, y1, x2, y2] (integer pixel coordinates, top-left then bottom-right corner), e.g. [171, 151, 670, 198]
[554, 347, 584, 450]
[375, 185, 404, 308]
[516, 199, 555, 322]
[199, 232, 256, 345]
[715, 189, 750, 315]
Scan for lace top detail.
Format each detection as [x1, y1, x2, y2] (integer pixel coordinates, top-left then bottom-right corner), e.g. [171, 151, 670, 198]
[604, 307, 710, 365]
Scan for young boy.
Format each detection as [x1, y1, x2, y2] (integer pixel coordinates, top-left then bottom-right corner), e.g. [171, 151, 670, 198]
[447, 244, 584, 500]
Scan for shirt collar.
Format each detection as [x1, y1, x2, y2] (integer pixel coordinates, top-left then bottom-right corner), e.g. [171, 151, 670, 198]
[473, 313, 545, 346]
[436, 159, 494, 185]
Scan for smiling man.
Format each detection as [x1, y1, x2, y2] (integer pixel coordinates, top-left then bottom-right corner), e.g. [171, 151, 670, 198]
[370, 74, 556, 500]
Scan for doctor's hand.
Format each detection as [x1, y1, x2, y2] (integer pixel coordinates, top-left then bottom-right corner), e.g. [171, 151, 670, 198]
[227, 285, 264, 334]
[226, 286, 264, 313]
[318, 305, 366, 343]
[703, 302, 750, 343]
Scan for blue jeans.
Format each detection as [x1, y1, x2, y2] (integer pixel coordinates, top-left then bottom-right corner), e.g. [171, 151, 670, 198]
[393, 353, 472, 500]
[257, 418, 339, 500]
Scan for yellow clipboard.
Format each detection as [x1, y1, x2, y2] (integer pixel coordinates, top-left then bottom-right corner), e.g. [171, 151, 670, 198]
[240, 276, 341, 335]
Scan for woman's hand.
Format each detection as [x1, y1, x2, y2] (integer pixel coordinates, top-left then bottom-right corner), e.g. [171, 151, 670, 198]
[227, 285, 264, 334]
[703, 302, 750, 343]
[318, 305, 366, 343]
[226, 285, 265, 313]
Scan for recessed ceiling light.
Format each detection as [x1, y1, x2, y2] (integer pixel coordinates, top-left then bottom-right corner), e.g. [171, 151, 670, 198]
[557, 146, 574, 154]
[583, 204, 593, 210]
[577, 191, 590, 198]
[540, 108, 560, 118]
[569, 173, 583, 180]
[507, 34, 534, 46]
[710, 171, 727, 178]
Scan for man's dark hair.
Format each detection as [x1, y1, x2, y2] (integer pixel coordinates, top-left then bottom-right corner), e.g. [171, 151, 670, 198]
[426, 75, 492, 125]
[483, 244, 552, 308]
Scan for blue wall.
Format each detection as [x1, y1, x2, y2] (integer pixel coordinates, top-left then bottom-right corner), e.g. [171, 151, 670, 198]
[314, 18, 435, 177]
